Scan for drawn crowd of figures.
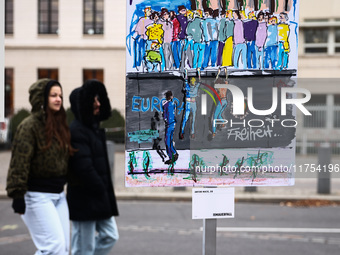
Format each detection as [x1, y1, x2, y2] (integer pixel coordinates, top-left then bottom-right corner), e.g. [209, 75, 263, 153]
[131, 5, 291, 72]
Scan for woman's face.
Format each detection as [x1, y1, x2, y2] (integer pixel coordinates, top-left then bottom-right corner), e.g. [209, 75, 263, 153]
[48, 85, 62, 112]
[93, 95, 101, 116]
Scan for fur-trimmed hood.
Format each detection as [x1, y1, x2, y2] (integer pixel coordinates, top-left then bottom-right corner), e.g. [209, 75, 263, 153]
[69, 80, 111, 127]
[29, 78, 61, 115]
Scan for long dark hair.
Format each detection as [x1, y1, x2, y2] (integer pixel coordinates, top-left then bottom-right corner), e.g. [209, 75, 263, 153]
[44, 88, 76, 155]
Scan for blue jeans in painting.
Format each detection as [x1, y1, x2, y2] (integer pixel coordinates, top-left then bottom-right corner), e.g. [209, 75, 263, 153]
[233, 43, 247, 69]
[133, 36, 146, 69]
[181, 101, 197, 135]
[255, 46, 264, 70]
[202, 40, 218, 68]
[277, 42, 289, 70]
[264, 45, 278, 69]
[193, 42, 205, 69]
[165, 122, 177, 159]
[212, 99, 228, 134]
[247, 41, 257, 69]
[171, 41, 182, 69]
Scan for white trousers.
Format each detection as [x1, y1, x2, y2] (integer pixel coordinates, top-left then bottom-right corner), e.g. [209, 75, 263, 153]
[22, 191, 70, 255]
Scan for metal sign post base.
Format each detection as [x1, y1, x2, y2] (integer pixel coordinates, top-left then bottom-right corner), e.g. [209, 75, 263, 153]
[193, 187, 234, 255]
[203, 219, 217, 255]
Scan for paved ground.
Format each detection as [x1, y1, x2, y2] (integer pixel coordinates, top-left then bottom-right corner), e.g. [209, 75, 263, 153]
[1, 144, 340, 203]
[1, 200, 339, 255]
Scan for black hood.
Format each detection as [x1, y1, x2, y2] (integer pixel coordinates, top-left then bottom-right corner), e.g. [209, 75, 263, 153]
[69, 80, 111, 127]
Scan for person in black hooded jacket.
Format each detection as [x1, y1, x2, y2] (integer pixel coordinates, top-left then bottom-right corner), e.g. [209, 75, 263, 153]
[67, 80, 119, 255]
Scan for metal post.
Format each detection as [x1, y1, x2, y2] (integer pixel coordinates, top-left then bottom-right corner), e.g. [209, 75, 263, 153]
[302, 133, 307, 155]
[0, 0, 5, 122]
[317, 143, 331, 194]
[203, 219, 217, 255]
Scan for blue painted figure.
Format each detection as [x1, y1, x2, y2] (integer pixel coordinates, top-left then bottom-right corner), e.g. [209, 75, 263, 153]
[202, 8, 219, 69]
[186, 10, 205, 70]
[162, 91, 178, 165]
[180, 71, 201, 140]
[212, 75, 228, 138]
[264, 16, 278, 69]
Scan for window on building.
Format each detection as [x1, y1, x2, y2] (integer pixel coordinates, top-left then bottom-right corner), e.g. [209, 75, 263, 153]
[303, 94, 340, 129]
[83, 0, 104, 35]
[302, 19, 340, 55]
[83, 69, 104, 83]
[304, 28, 328, 53]
[305, 95, 327, 105]
[5, 69, 14, 117]
[38, 68, 59, 80]
[38, 0, 59, 34]
[303, 95, 326, 128]
[5, 0, 14, 34]
[335, 28, 340, 53]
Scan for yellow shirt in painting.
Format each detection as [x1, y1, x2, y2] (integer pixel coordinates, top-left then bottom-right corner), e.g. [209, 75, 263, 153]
[146, 23, 164, 45]
[278, 23, 290, 52]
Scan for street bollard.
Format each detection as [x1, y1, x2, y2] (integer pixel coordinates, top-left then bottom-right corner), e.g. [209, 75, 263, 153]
[173, 186, 186, 191]
[244, 186, 257, 192]
[106, 141, 115, 185]
[317, 143, 331, 195]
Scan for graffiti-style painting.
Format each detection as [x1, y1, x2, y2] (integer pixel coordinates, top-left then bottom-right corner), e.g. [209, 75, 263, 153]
[125, 0, 299, 187]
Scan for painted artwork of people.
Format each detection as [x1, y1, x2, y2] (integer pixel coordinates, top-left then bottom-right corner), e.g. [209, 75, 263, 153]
[125, 1, 299, 189]
[244, 11, 259, 69]
[277, 12, 290, 70]
[162, 91, 179, 165]
[177, 5, 188, 71]
[181, 10, 194, 71]
[233, 10, 247, 69]
[151, 112, 167, 162]
[264, 16, 279, 69]
[180, 70, 201, 140]
[202, 8, 219, 69]
[144, 42, 162, 72]
[159, 8, 174, 71]
[187, 10, 205, 70]
[212, 69, 228, 139]
[129, 4, 293, 73]
[255, 11, 267, 69]
[221, 10, 234, 67]
[134, 7, 153, 70]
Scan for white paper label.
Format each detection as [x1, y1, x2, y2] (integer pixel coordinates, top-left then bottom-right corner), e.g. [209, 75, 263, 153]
[192, 188, 235, 219]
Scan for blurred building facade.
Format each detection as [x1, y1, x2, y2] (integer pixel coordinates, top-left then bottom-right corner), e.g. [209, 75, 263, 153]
[4, 0, 126, 114]
[4, 0, 340, 153]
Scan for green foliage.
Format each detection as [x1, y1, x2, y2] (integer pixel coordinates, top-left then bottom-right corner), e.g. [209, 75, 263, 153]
[101, 109, 125, 144]
[101, 109, 125, 128]
[9, 109, 30, 141]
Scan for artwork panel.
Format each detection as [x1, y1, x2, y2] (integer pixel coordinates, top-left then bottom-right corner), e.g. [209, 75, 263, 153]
[125, 0, 300, 187]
